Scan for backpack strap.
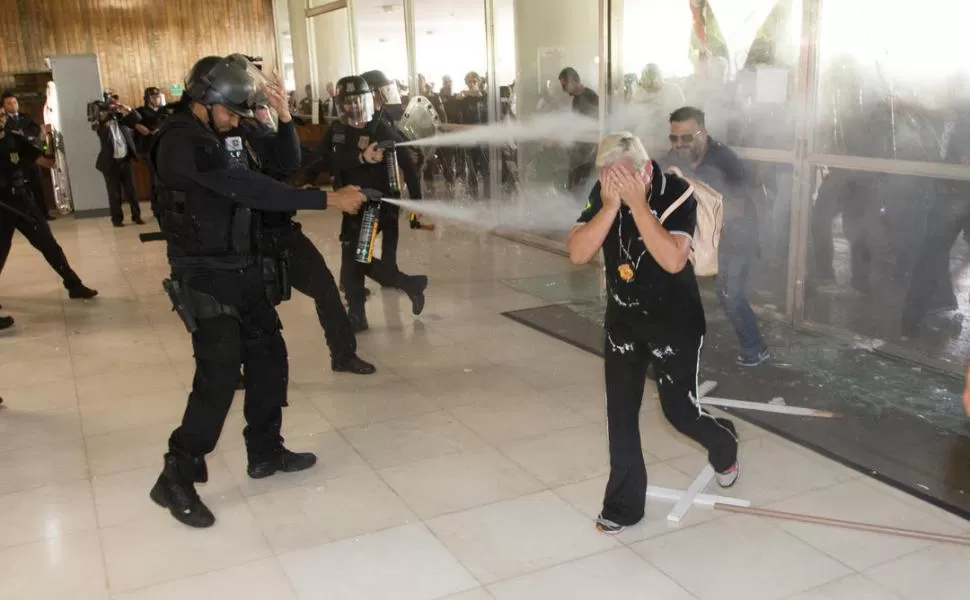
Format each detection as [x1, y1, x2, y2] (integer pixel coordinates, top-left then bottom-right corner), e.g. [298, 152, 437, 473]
[659, 184, 694, 225]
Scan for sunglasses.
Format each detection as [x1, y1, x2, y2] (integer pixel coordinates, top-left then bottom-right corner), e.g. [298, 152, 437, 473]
[669, 132, 701, 143]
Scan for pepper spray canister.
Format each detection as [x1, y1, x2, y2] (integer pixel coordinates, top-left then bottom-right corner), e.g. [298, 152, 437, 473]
[383, 142, 402, 197]
[355, 194, 382, 264]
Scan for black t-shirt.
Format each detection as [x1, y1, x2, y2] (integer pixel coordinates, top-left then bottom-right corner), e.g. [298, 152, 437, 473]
[0, 133, 40, 188]
[577, 161, 705, 336]
[691, 138, 757, 252]
[572, 88, 599, 118]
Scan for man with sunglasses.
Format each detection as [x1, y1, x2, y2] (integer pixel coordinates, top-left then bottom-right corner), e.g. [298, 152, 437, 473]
[668, 106, 769, 367]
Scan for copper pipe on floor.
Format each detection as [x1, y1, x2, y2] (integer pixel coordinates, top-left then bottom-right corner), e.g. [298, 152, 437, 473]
[714, 503, 970, 546]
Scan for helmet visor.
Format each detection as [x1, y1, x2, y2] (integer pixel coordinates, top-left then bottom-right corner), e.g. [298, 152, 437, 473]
[340, 93, 375, 128]
[377, 83, 401, 107]
[207, 55, 269, 117]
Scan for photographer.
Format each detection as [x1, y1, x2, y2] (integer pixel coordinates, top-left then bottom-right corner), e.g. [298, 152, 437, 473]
[92, 92, 144, 226]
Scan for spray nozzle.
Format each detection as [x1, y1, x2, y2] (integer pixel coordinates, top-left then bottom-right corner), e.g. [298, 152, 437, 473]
[375, 140, 396, 150]
[361, 188, 384, 204]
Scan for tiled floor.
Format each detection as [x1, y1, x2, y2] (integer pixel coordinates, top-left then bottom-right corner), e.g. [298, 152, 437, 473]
[0, 211, 968, 600]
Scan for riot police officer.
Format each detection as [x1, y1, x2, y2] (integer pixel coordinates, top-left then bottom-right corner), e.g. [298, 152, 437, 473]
[0, 110, 98, 299]
[148, 55, 365, 528]
[317, 75, 426, 332]
[244, 101, 375, 374]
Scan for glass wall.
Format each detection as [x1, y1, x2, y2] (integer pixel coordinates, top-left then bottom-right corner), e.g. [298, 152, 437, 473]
[803, 0, 970, 369]
[411, 0, 490, 200]
[509, 0, 602, 201]
[300, 0, 970, 372]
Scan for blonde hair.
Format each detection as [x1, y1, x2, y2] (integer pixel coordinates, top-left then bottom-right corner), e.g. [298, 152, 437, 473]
[595, 132, 650, 171]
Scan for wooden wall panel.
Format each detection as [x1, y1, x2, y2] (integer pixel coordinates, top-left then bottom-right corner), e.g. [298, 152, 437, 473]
[1, 0, 277, 107]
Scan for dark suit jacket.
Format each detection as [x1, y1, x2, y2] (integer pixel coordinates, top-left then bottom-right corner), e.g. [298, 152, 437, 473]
[95, 111, 141, 173]
[3, 112, 42, 139]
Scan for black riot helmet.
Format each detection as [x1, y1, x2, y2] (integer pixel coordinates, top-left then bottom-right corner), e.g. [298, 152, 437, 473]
[184, 55, 265, 118]
[336, 75, 375, 128]
[360, 69, 403, 119]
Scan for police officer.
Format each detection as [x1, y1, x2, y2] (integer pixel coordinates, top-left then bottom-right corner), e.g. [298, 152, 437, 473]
[0, 110, 98, 298]
[148, 55, 365, 528]
[317, 75, 426, 332]
[358, 70, 411, 273]
[244, 100, 375, 374]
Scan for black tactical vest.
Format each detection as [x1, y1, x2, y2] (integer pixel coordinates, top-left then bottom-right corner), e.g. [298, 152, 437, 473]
[151, 117, 257, 268]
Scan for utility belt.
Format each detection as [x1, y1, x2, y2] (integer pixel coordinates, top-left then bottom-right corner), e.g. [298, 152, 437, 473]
[164, 252, 291, 334]
[0, 176, 28, 198]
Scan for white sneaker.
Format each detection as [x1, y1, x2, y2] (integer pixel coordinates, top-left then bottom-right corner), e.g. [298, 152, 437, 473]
[716, 462, 740, 488]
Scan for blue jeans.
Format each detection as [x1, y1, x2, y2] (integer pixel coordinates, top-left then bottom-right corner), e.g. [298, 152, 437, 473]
[716, 252, 767, 360]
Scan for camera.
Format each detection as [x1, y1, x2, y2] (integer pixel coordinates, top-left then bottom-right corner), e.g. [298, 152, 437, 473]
[86, 91, 122, 130]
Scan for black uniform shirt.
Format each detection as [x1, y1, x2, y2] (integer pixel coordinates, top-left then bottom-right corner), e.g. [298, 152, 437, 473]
[0, 132, 39, 189]
[153, 112, 326, 213]
[578, 161, 705, 336]
[317, 118, 421, 199]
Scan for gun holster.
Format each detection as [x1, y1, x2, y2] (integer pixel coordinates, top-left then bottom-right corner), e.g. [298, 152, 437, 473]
[162, 278, 241, 334]
[262, 254, 291, 306]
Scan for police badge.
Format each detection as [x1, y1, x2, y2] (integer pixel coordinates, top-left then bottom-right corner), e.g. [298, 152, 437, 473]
[9, 152, 19, 165]
[357, 135, 371, 151]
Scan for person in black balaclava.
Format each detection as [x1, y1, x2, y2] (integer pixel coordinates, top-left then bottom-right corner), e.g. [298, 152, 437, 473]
[316, 75, 427, 333]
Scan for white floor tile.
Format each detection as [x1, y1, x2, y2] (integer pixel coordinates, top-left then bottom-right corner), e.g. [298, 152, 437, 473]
[342, 410, 488, 470]
[632, 515, 851, 600]
[246, 470, 418, 553]
[0, 531, 109, 600]
[426, 491, 618, 584]
[449, 394, 590, 444]
[787, 574, 903, 600]
[100, 502, 272, 593]
[864, 543, 970, 600]
[488, 547, 696, 600]
[0, 441, 89, 495]
[499, 424, 613, 487]
[279, 523, 478, 600]
[113, 558, 298, 600]
[379, 448, 544, 518]
[0, 480, 97, 548]
[765, 479, 964, 570]
[308, 379, 437, 429]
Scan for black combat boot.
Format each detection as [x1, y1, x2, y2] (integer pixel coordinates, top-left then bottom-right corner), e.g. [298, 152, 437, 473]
[247, 447, 317, 479]
[332, 354, 377, 375]
[67, 283, 98, 299]
[149, 452, 215, 528]
[402, 275, 428, 315]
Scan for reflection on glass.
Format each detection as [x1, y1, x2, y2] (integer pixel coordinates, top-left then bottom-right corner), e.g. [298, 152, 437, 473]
[816, 0, 969, 162]
[618, 0, 801, 152]
[804, 164, 970, 367]
[512, 0, 601, 206]
[412, 0, 492, 200]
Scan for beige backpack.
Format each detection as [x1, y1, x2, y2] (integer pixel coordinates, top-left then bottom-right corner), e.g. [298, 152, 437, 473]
[658, 166, 724, 277]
